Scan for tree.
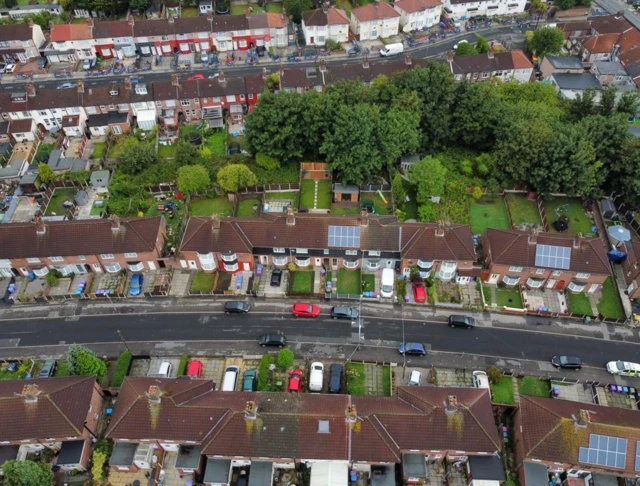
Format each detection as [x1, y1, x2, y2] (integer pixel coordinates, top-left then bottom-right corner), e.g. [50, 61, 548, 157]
[616, 91, 640, 117]
[475, 35, 490, 53]
[177, 165, 210, 195]
[376, 107, 421, 168]
[175, 140, 202, 167]
[409, 156, 447, 203]
[118, 138, 157, 175]
[2, 460, 53, 486]
[526, 27, 564, 59]
[599, 86, 617, 117]
[531, 0, 548, 13]
[391, 173, 407, 208]
[276, 348, 294, 370]
[67, 344, 107, 382]
[455, 42, 478, 56]
[217, 164, 258, 193]
[451, 82, 504, 151]
[282, 0, 311, 23]
[92, 451, 107, 483]
[37, 162, 55, 185]
[129, 0, 149, 10]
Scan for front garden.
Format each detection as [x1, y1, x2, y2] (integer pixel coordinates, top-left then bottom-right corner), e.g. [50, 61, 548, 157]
[289, 271, 314, 294]
[337, 268, 361, 295]
[495, 287, 523, 308]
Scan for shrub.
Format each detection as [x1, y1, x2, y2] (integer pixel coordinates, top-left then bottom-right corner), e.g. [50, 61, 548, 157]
[177, 354, 189, 376]
[91, 450, 107, 483]
[425, 275, 435, 288]
[110, 351, 132, 388]
[326, 39, 343, 51]
[487, 365, 504, 384]
[276, 348, 294, 370]
[460, 159, 474, 176]
[258, 354, 276, 391]
[427, 285, 437, 303]
[287, 262, 296, 272]
[471, 186, 483, 200]
[67, 344, 107, 382]
[255, 153, 280, 170]
[476, 163, 489, 177]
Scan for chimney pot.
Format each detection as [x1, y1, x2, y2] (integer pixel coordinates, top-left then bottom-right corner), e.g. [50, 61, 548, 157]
[360, 209, 369, 227]
[319, 59, 327, 72]
[573, 232, 583, 249]
[26, 84, 35, 97]
[212, 213, 220, 230]
[171, 74, 179, 86]
[286, 207, 295, 226]
[34, 216, 46, 235]
[219, 70, 226, 83]
[528, 228, 539, 245]
[77, 80, 84, 93]
[345, 404, 357, 423]
[110, 215, 121, 231]
[168, 13, 174, 23]
[20, 384, 40, 403]
[488, 48, 494, 59]
[262, 67, 267, 80]
[146, 385, 161, 403]
[445, 395, 458, 414]
[245, 400, 258, 419]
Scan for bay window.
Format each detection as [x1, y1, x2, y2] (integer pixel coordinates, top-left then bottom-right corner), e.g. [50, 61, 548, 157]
[104, 262, 122, 273]
[223, 262, 239, 272]
[273, 256, 287, 266]
[436, 261, 457, 281]
[567, 281, 586, 292]
[221, 253, 237, 263]
[575, 272, 590, 279]
[526, 277, 544, 288]
[128, 262, 144, 272]
[33, 267, 49, 277]
[197, 252, 216, 271]
[365, 259, 380, 270]
[344, 259, 359, 269]
[295, 257, 310, 267]
[502, 275, 520, 286]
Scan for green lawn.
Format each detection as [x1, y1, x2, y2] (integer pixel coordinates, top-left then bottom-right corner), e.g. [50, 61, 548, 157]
[567, 292, 593, 316]
[204, 130, 225, 155]
[337, 268, 361, 294]
[191, 271, 215, 292]
[290, 271, 314, 293]
[361, 192, 392, 215]
[180, 6, 199, 16]
[544, 197, 594, 236]
[597, 277, 625, 320]
[71, 17, 88, 23]
[361, 274, 376, 294]
[469, 197, 510, 234]
[496, 287, 523, 308]
[300, 179, 331, 209]
[490, 376, 515, 404]
[519, 376, 550, 397]
[346, 363, 365, 395]
[237, 198, 261, 217]
[506, 193, 542, 226]
[331, 206, 360, 215]
[190, 196, 233, 217]
[45, 188, 77, 216]
[34, 143, 54, 163]
[230, 3, 249, 14]
[53, 360, 71, 377]
[158, 143, 177, 159]
[91, 142, 106, 160]
[400, 178, 418, 220]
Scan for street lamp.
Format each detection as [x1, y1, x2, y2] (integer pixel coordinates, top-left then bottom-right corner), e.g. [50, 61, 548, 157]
[401, 306, 406, 378]
[116, 329, 132, 354]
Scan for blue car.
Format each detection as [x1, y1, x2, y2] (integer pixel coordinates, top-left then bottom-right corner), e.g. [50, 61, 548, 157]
[398, 342, 426, 356]
[129, 274, 143, 296]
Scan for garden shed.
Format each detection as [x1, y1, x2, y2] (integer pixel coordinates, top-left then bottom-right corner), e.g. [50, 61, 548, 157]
[333, 183, 359, 202]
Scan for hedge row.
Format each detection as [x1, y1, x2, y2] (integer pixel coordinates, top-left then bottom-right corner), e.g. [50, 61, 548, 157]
[110, 351, 132, 388]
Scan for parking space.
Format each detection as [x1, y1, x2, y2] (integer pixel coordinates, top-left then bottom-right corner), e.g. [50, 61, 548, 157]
[91, 273, 126, 296]
[147, 357, 180, 377]
[259, 267, 288, 297]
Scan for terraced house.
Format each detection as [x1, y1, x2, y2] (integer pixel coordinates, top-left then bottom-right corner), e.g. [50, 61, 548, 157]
[179, 211, 478, 282]
[0, 21, 45, 64]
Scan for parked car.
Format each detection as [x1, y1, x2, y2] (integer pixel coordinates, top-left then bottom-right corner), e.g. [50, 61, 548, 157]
[57, 82, 74, 90]
[270, 269, 283, 287]
[413, 281, 426, 303]
[187, 73, 205, 80]
[398, 342, 426, 356]
[258, 334, 286, 347]
[309, 362, 324, 392]
[288, 369, 304, 393]
[329, 364, 343, 393]
[448, 315, 475, 329]
[4, 63, 16, 73]
[186, 360, 203, 379]
[606, 360, 640, 376]
[38, 360, 57, 378]
[551, 356, 583, 370]
[201, 52, 208, 63]
[129, 274, 143, 296]
[408, 370, 421, 386]
[82, 59, 91, 70]
[224, 301, 250, 314]
[291, 303, 320, 318]
[242, 370, 257, 391]
[472, 370, 490, 390]
[330, 306, 358, 320]
[0, 63, 6, 73]
[158, 361, 172, 377]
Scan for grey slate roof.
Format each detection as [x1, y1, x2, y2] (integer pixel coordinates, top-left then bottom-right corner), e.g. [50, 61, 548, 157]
[552, 72, 601, 90]
[593, 60, 627, 75]
[545, 55, 583, 70]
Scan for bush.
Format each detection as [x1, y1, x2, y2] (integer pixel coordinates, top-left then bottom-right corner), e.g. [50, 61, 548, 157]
[471, 186, 483, 200]
[91, 450, 107, 483]
[177, 354, 189, 376]
[326, 39, 343, 51]
[276, 348, 294, 370]
[460, 159, 474, 176]
[258, 354, 276, 391]
[110, 351, 132, 388]
[428, 285, 437, 303]
[67, 344, 107, 382]
[487, 365, 504, 384]
[255, 153, 280, 170]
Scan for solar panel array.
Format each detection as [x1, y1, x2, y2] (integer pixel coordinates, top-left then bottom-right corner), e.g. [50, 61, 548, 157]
[328, 225, 361, 248]
[636, 441, 640, 471]
[578, 434, 627, 469]
[535, 244, 572, 270]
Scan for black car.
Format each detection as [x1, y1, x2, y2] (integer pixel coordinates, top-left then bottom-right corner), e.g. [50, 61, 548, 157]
[448, 315, 475, 329]
[224, 301, 251, 314]
[329, 364, 343, 393]
[270, 269, 283, 287]
[551, 356, 583, 369]
[330, 306, 359, 320]
[258, 334, 286, 347]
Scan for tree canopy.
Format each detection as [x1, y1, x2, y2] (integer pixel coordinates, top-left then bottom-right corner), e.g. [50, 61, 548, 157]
[118, 138, 158, 175]
[2, 460, 53, 486]
[177, 165, 211, 195]
[526, 27, 565, 59]
[217, 164, 258, 193]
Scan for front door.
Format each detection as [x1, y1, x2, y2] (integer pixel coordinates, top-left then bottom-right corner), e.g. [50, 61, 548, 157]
[243, 262, 251, 271]
[310, 36, 314, 44]
[315, 258, 321, 266]
[546, 279, 556, 289]
[260, 255, 268, 265]
[92, 263, 103, 273]
[148, 261, 156, 270]
[332, 258, 338, 268]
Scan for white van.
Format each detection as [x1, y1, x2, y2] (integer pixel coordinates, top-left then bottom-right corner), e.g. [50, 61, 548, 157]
[408, 370, 421, 386]
[309, 362, 324, 392]
[379, 43, 404, 57]
[380, 268, 395, 298]
[222, 365, 240, 391]
[158, 361, 172, 378]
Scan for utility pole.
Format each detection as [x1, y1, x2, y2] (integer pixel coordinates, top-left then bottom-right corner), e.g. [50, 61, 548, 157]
[116, 329, 132, 354]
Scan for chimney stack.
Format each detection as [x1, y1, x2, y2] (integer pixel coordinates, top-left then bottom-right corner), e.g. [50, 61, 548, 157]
[245, 401, 258, 420]
[573, 409, 591, 429]
[26, 84, 35, 98]
[171, 74, 179, 87]
[405, 54, 412, 65]
[76, 80, 84, 93]
[124, 77, 132, 90]
[528, 228, 539, 245]
[444, 395, 458, 415]
[207, 10, 213, 20]
[28, 18, 34, 28]
[146, 385, 162, 404]
[49, 20, 55, 30]
[374, 0, 379, 8]
[212, 213, 220, 230]
[20, 384, 40, 403]
[128, 13, 134, 26]
[322, 1, 328, 13]
[360, 209, 369, 227]
[345, 404, 357, 423]
[362, 55, 369, 69]
[168, 13, 174, 23]
[319, 59, 327, 73]
[110, 214, 120, 231]
[573, 232, 583, 249]
[286, 207, 295, 226]
[436, 220, 445, 237]
[34, 216, 46, 235]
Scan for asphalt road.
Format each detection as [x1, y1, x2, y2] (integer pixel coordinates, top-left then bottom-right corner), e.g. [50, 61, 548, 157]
[0, 27, 524, 92]
[0, 312, 638, 368]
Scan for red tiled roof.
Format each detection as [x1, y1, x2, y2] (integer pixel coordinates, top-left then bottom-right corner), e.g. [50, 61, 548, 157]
[107, 378, 500, 462]
[484, 228, 610, 275]
[394, 0, 441, 14]
[93, 20, 133, 39]
[9, 118, 33, 134]
[351, 2, 400, 22]
[450, 51, 533, 75]
[50, 23, 92, 42]
[519, 396, 640, 475]
[303, 7, 350, 26]
[266, 12, 288, 28]
[579, 33, 620, 54]
[0, 376, 96, 441]
[588, 14, 632, 34]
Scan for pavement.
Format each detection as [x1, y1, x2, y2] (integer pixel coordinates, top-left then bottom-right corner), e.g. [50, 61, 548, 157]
[0, 26, 525, 92]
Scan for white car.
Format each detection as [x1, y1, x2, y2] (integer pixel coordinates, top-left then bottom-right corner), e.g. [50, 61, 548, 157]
[309, 362, 324, 392]
[606, 360, 640, 376]
[408, 370, 421, 386]
[472, 370, 490, 390]
[4, 63, 16, 73]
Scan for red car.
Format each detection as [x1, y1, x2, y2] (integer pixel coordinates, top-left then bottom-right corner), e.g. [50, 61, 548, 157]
[413, 282, 426, 303]
[291, 303, 320, 318]
[288, 369, 304, 393]
[186, 360, 203, 379]
[187, 74, 205, 80]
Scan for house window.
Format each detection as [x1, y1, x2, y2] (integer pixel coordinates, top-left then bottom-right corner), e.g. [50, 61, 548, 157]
[33, 267, 49, 277]
[194, 98, 199, 104]
[248, 94, 254, 99]
[344, 259, 359, 269]
[536, 268, 545, 275]
[526, 277, 544, 288]
[100, 254, 114, 259]
[296, 248, 308, 254]
[118, 104, 128, 111]
[128, 262, 144, 272]
[124, 253, 138, 258]
[509, 266, 523, 272]
[368, 251, 380, 257]
[156, 101, 162, 107]
[224, 262, 239, 272]
[345, 250, 358, 256]
[552, 271, 562, 276]
[197, 252, 216, 271]
[112, 126, 122, 135]
[181, 100, 190, 106]
[79, 255, 86, 261]
[417, 260, 434, 269]
[104, 262, 122, 273]
[295, 257, 310, 267]
[576, 272, 590, 279]
[239, 94, 245, 101]
[221, 253, 237, 262]
[26, 258, 40, 263]
[49, 256, 64, 262]
[273, 256, 287, 266]
[273, 248, 285, 253]
[166, 100, 176, 107]
[567, 281, 586, 292]
[227, 94, 236, 102]
[502, 275, 520, 286]
[365, 260, 380, 270]
[437, 261, 457, 281]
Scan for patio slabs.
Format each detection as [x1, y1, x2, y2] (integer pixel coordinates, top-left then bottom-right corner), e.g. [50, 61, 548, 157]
[469, 196, 510, 234]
